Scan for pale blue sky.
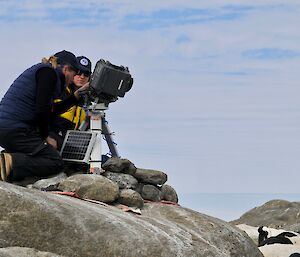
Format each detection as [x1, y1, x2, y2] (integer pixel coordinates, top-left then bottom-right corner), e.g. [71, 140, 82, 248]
[1, 1, 300, 201]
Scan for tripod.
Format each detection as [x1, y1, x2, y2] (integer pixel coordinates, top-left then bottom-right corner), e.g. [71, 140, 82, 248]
[60, 58, 132, 173]
[78, 99, 120, 174]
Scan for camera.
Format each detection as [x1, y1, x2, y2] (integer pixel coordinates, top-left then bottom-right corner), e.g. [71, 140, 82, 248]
[83, 59, 133, 105]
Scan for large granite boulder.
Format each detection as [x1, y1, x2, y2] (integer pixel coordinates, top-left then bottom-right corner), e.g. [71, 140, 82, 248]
[231, 200, 300, 230]
[0, 182, 262, 257]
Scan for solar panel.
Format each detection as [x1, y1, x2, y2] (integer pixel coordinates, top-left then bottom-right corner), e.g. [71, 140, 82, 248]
[60, 130, 97, 163]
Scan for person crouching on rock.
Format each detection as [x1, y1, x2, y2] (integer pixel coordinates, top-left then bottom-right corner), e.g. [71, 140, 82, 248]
[49, 56, 92, 151]
[0, 50, 87, 182]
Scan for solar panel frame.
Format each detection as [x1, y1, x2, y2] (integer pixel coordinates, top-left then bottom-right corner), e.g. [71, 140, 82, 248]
[60, 130, 97, 163]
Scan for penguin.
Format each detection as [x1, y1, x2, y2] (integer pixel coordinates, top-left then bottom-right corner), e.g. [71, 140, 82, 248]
[258, 226, 268, 246]
[277, 231, 298, 238]
[258, 226, 297, 247]
[289, 253, 300, 257]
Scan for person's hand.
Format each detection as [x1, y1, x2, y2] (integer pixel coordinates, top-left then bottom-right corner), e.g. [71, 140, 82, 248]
[46, 136, 57, 149]
[74, 82, 90, 99]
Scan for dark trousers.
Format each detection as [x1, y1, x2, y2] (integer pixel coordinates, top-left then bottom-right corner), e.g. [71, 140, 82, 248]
[0, 128, 64, 181]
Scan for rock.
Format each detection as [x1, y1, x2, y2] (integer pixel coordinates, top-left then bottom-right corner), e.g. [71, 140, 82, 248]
[259, 244, 300, 257]
[236, 224, 261, 244]
[142, 203, 263, 257]
[134, 183, 144, 194]
[133, 168, 167, 185]
[0, 182, 262, 257]
[141, 184, 162, 202]
[58, 174, 119, 203]
[32, 172, 67, 191]
[102, 157, 136, 175]
[0, 247, 66, 257]
[161, 184, 178, 203]
[118, 189, 144, 208]
[231, 200, 300, 229]
[103, 171, 138, 189]
[286, 224, 300, 233]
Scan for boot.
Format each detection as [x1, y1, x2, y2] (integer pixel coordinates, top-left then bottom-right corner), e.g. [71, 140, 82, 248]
[0, 152, 12, 181]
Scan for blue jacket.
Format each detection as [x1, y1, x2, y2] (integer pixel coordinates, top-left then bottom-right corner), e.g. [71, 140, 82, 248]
[0, 63, 62, 128]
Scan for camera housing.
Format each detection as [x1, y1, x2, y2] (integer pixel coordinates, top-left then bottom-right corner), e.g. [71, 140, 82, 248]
[88, 59, 133, 104]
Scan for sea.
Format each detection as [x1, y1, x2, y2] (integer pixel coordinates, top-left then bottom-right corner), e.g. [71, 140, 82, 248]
[180, 193, 300, 222]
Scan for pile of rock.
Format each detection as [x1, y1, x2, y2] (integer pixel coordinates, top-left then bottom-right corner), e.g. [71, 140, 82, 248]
[102, 157, 178, 203]
[28, 157, 178, 209]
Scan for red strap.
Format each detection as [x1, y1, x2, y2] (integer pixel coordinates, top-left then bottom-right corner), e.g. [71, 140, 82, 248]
[161, 200, 180, 206]
[144, 200, 180, 206]
[51, 191, 108, 207]
[52, 191, 81, 198]
[52, 192, 179, 208]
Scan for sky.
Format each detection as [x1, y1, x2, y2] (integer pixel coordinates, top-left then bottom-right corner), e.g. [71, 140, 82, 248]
[1, 0, 300, 207]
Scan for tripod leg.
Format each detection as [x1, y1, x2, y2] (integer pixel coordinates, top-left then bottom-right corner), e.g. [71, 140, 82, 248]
[102, 117, 120, 158]
[89, 112, 103, 174]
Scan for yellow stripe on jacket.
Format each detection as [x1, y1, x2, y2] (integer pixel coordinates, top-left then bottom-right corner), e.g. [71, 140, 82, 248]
[53, 99, 86, 130]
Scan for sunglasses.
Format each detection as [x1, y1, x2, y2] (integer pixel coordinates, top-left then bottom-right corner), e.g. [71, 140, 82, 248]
[77, 70, 91, 77]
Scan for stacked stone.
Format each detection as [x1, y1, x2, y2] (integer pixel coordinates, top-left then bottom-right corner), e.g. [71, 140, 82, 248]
[29, 157, 178, 209]
[101, 157, 178, 208]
